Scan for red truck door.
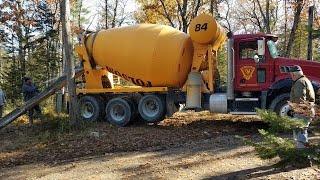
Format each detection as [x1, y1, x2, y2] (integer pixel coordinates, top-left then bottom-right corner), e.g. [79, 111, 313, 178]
[235, 38, 272, 91]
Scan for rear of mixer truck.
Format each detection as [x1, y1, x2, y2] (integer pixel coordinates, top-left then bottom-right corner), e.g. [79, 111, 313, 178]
[75, 14, 320, 127]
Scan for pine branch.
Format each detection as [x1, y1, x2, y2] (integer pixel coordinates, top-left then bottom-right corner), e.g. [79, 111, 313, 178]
[256, 109, 307, 132]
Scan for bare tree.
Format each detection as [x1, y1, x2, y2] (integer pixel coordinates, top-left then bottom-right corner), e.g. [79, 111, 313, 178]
[285, 0, 304, 57]
[60, 0, 79, 124]
[176, 0, 202, 32]
[137, 0, 206, 33]
[100, 0, 129, 29]
[159, 0, 175, 27]
[77, 0, 83, 29]
[210, 0, 219, 16]
[234, 0, 279, 33]
[105, 0, 108, 29]
[256, 0, 271, 33]
[284, 0, 288, 45]
[111, 0, 119, 28]
[219, 0, 232, 32]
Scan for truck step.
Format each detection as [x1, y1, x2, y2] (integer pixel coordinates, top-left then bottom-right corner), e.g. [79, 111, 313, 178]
[235, 98, 259, 101]
[230, 111, 257, 115]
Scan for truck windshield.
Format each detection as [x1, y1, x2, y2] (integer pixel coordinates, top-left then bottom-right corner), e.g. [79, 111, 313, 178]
[267, 40, 279, 58]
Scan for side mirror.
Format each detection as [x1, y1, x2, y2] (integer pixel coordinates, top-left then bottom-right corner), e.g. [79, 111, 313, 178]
[254, 55, 260, 63]
[257, 38, 265, 56]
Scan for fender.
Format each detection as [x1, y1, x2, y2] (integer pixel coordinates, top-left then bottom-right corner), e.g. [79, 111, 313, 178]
[312, 81, 320, 105]
[267, 78, 320, 103]
[311, 80, 320, 92]
[268, 78, 293, 97]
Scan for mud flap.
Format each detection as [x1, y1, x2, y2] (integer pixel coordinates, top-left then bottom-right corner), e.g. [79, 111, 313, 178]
[166, 91, 178, 117]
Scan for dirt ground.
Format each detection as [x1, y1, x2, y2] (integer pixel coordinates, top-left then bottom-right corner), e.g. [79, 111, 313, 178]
[0, 111, 319, 179]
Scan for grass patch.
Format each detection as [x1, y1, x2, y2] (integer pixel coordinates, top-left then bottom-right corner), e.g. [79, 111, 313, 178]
[9, 105, 101, 142]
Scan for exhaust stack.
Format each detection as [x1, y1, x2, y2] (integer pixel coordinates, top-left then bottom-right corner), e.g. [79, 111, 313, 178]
[226, 32, 234, 100]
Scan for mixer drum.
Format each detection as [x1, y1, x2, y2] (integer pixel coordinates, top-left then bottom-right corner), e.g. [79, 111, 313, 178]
[87, 24, 194, 88]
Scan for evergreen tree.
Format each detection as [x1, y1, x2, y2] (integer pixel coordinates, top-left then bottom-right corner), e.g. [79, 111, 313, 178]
[241, 109, 320, 166]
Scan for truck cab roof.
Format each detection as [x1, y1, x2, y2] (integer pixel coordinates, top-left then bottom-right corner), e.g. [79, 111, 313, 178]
[233, 33, 278, 41]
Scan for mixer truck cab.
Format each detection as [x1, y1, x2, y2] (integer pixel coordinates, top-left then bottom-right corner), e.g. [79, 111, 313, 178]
[219, 33, 320, 116]
[75, 14, 320, 127]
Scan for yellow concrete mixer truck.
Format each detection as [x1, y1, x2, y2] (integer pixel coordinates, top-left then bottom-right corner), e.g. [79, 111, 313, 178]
[75, 14, 226, 126]
[75, 13, 320, 126]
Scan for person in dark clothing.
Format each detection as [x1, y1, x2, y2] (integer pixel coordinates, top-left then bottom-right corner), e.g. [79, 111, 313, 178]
[0, 88, 6, 118]
[22, 77, 41, 124]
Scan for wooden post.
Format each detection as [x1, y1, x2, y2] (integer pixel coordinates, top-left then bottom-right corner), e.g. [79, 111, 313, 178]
[60, 0, 79, 125]
[307, 6, 314, 61]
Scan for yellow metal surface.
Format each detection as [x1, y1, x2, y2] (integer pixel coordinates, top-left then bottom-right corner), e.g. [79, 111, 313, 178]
[208, 45, 214, 92]
[80, 24, 194, 88]
[191, 44, 208, 72]
[77, 87, 168, 94]
[187, 14, 226, 93]
[75, 44, 93, 70]
[75, 14, 227, 94]
[189, 14, 226, 48]
[84, 69, 108, 89]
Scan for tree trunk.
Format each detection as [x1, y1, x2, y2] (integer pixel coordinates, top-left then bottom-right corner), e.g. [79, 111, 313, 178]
[256, 0, 271, 33]
[105, 0, 108, 29]
[284, 0, 287, 47]
[193, 0, 201, 18]
[265, 0, 271, 34]
[159, 0, 175, 28]
[285, 0, 304, 57]
[78, 0, 83, 29]
[307, 6, 314, 60]
[111, 0, 118, 28]
[60, 0, 79, 125]
[176, 0, 188, 33]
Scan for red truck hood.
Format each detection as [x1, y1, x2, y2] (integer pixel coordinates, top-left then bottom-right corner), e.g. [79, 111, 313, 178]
[274, 57, 320, 83]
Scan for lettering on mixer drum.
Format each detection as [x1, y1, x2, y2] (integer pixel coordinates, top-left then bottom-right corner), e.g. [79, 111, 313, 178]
[105, 66, 153, 87]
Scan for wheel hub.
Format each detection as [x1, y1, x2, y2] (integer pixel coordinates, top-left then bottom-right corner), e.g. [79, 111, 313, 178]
[110, 104, 126, 122]
[81, 102, 95, 119]
[143, 99, 159, 117]
[279, 104, 291, 117]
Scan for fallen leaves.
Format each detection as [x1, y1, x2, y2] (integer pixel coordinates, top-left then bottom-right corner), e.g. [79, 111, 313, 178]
[0, 112, 269, 168]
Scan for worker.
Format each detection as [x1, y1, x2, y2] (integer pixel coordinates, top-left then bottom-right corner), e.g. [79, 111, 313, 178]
[22, 77, 42, 124]
[288, 65, 315, 149]
[0, 87, 6, 118]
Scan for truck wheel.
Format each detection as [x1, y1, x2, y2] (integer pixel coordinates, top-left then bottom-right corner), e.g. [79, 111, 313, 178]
[79, 95, 105, 121]
[106, 98, 132, 127]
[138, 94, 166, 123]
[269, 93, 290, 116]
[122, 97, 139, 121]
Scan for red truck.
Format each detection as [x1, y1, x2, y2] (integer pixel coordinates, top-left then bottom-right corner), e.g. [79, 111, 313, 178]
[213, 33, 320, 116]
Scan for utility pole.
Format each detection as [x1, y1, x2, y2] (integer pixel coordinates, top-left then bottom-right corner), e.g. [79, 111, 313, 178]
[60, 0, 79, 125]
[307, 6, 314, 61]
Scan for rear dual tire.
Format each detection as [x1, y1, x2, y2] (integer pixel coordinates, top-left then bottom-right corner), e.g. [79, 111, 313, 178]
[105, 98, 134, 127]
[138, 94, 166, 123]
[79, 94, 167, 126]
[79, 95, 105, 122]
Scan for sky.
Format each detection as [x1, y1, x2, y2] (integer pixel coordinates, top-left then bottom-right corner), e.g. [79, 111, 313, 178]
[81, 1, 320, 33]
[82, 0, 137, 30]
